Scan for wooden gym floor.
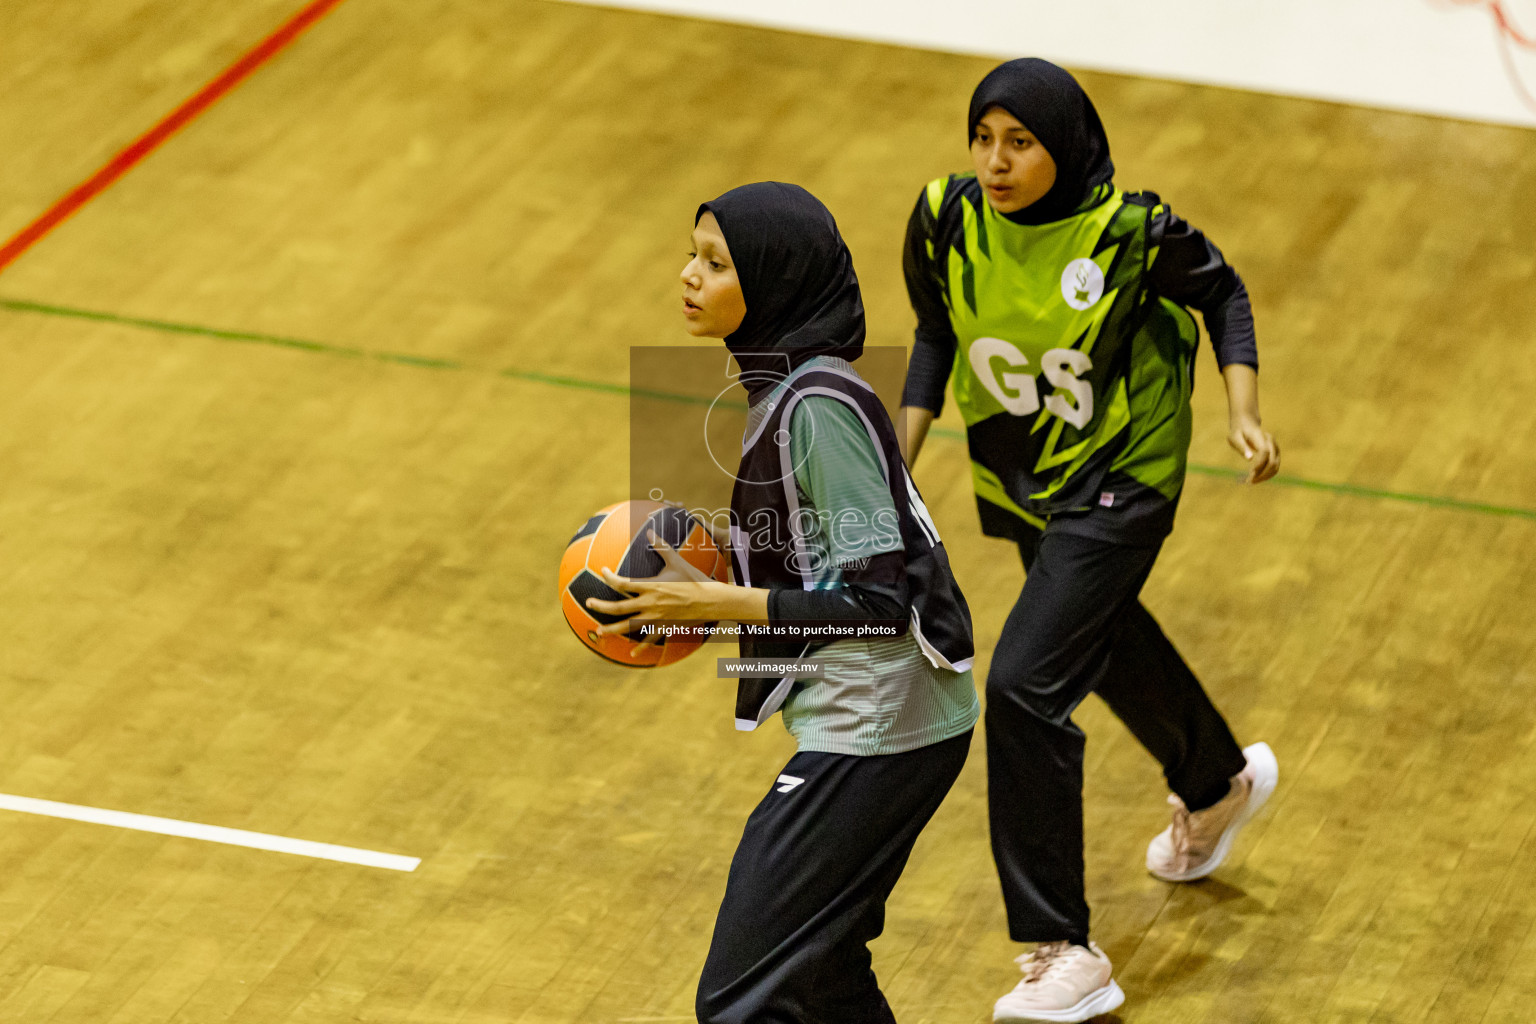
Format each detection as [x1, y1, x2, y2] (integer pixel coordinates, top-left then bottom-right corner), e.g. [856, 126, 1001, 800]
[1, 1, 1534, 1021]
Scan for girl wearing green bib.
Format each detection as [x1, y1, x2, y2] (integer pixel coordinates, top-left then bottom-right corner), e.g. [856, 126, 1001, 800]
[900, 59, 1281, 1022]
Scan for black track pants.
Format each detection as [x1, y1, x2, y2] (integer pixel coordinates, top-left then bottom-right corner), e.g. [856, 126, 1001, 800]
[985, 528, 1245, 943]
[697, 731, 971, 1024]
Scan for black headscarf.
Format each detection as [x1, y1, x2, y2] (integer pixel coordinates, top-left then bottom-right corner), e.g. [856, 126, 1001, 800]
[968, 58, 1115, 226]
[696, 182, 865, 402]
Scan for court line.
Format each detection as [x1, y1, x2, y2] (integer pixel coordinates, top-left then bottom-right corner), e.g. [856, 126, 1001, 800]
[926, 425, 1536, 520]
[0, 793, 419, 872]
[0, 0, 349, 275]
[1, 295, 1532, 522]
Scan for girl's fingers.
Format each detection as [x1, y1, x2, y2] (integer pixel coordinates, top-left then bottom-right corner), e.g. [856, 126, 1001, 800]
[585, 595, 645, 616]
[594, 615, 661, 638]
[649, 530, 706, 579]
[1246, 437, 1267, 474]
[1247, 434, 1280, 483]
[599, 567, 652, 593]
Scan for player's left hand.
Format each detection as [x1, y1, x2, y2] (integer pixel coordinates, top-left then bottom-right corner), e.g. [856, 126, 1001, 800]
[1228, 416, 1280, 484]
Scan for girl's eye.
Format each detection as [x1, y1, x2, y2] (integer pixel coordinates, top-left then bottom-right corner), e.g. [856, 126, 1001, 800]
[687, 251, 697, 258]
[709, 261, 725, 271]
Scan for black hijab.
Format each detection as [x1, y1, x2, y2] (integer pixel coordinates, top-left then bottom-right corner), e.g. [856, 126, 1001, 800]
[696, 182, 865, 402]
[968, 58, 1115, 226]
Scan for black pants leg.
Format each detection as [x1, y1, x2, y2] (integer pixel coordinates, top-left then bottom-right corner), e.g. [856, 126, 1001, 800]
[986, 528, 1245, 943]
[697, 731, 970, 1024]
[1095, 604, 1248, 811]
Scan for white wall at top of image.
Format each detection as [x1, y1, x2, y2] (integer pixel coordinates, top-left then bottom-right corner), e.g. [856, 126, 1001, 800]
[564, 0, 1536, 128]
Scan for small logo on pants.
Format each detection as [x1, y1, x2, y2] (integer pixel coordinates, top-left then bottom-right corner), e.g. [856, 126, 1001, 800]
[775, 774, 805, 793]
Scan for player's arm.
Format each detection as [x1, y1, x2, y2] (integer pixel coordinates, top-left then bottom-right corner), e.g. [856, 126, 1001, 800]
[902, 408, 936, 468]
[1220, 364, 1279, 484]
[1147, 203, 1279, 484]
[771, 396, 909, 632]
[899, 188, 957, 469]
[590, 396, 915, 647]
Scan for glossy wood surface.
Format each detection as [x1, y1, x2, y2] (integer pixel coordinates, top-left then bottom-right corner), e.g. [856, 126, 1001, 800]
[0, 2, 1533, 1020]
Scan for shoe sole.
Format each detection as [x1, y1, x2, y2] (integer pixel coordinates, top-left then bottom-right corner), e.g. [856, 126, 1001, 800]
[993, 979, 1126, 1023]
[1148, 741, 1278, 883]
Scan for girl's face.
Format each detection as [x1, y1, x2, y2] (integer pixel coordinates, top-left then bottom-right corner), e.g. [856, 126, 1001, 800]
[680, 211, 747, 338]
[971, 107, 1057, 214]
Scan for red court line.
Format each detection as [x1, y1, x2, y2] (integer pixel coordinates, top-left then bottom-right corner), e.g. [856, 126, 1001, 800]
[0, 0, 349, 275]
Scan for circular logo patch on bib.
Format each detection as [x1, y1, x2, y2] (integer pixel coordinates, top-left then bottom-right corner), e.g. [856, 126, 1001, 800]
[1060, 258, 1105, 310]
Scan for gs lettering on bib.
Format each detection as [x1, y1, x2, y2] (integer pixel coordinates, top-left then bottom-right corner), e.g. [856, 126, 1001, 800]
[967, 337, 1093, 429]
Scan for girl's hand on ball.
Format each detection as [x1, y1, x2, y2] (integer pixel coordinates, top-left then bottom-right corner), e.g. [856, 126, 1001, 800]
[586, 533, 767, 649]
[588, 534, 721, 650]
[646, 531, 713, 584]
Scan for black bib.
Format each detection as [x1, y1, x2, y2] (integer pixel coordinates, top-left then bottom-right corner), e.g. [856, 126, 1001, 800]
[727, 363, 975, 730]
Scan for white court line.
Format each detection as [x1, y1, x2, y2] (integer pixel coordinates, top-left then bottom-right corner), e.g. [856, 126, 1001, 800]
[0, 793, 419, 872]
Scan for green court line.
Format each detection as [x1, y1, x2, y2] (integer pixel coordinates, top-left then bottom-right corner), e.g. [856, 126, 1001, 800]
[4, 295, 1533, 522]
[0, 297, 446, 367]
[0, 298, 716, 406]
[924, 427, 1536, 520]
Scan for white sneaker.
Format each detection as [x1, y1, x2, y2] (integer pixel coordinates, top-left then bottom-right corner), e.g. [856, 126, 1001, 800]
[992, 940, 1126, 1023]
[1147, 741, 1279, 882]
